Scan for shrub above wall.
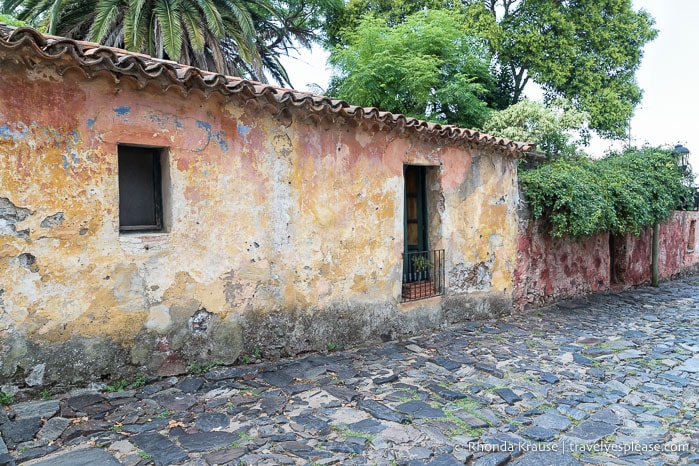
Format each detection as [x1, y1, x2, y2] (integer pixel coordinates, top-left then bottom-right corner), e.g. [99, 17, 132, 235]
[519, 147, 694, 238]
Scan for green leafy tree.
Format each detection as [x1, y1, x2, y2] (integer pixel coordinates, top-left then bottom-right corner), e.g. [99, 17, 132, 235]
[326, 0, 657, 138]
[520, 147, 693, 238]
[3, 0, 340, 84]
[490, 0, 657, 139]
[481, 98, 589, 158]
[328, 9, 495, 129]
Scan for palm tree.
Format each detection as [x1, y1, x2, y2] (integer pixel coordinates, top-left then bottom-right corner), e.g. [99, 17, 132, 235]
[4, 0, 340, 85]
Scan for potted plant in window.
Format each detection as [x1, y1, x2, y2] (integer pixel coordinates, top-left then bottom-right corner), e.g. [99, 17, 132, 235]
[403, 255, 435, 300]
[412, 255, 433, 280]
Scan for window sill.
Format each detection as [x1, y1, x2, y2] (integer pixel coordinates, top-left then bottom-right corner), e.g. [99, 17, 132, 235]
[119, 231, 170, 250]
[399, 295, 443, 310]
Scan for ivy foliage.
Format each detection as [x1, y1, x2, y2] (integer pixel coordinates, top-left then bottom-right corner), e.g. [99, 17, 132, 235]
[520, 147, 694, 238]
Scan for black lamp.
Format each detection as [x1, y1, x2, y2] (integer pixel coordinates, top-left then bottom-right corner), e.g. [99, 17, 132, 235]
[673, 144, 690, 169]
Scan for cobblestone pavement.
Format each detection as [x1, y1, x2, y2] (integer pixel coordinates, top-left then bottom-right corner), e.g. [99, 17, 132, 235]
[3, 278, 699, 466]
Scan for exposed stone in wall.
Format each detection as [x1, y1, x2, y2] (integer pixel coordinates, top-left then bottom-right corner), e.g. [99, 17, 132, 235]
[0, 197, 31, 239]
[40, 212, 64, 228]
[443, 292, 511, 322]
[448, 258, 494, 293]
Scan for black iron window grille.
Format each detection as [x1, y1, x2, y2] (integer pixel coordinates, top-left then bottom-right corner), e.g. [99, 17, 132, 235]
[402, 249, 445, 302]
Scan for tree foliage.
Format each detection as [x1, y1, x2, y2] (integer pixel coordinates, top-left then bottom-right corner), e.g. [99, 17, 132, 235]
[326, 0, 657, 138]
[492, 0, 657, 139]
[3, 0, 340, 84]
[520, 148, 694, 238]
[328, 9, 494, 129]
[0, 12, 24, 25]
[481, 98, 589, 158]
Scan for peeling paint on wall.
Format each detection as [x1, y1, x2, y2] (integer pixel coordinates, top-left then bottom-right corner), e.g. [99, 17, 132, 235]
[196, 120, 229, 152]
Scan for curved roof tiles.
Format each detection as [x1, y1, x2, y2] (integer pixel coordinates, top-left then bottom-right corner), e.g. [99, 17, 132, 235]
[0, 24, 535, 156]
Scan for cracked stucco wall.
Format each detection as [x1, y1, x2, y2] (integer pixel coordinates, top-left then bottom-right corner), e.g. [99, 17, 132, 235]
[0, 55, 519, 388]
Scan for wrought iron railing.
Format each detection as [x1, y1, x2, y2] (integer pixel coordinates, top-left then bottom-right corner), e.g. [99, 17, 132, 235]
[402, 249, 445, 302]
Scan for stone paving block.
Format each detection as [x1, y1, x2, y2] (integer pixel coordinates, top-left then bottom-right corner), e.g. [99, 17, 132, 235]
[194, 412, 230, 431]
[15, 445, 60, 463]
[176, 377, 204, 394]
[677, 357, 699, 373]
[357, 399, 410, 424]
[565, 420, 617, 443]
[64, 393, 105, 411]
[494, 388, 522, 405]
[425, 383, 467, 401]
[152, 390, 197, 412]
[377, 424, 423, 444]
[30, 448, 122, 466]
[373, 373, 398, 385]
[534, 413, 571, 431]
[204, 447, 246, 464]
[10, 400, 60, 420]
[346, 418, 386, 434]
[0, 417, 43, 447]
[36, 417, 72, 442]
[121, 418, 169, 434]
[604, 380, 632, 395]
[425, 453, 464, 465]
[473, 452, 511, 466]
[395, 400, 445, 419]
[520, 426, 557, 442]
[0, 453, 15, 466]
[428, 357, 461, 371]
[260, 369, 294, 387]
[588, 409, 620, 425]
[557, 405, 588, 421]
[177, 431, 239, 452]
[512, 451, 581, 465]
[130, 432, 188, 466]
[540, 372, 559, 384]
[290, 414, 330, 433]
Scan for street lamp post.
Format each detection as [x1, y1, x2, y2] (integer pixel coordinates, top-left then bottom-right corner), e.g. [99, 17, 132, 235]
[653, 145, 692, 286]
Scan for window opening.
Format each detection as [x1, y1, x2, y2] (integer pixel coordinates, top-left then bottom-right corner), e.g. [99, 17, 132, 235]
[402, 165, 444, 301]
[118, 145, 164, 232]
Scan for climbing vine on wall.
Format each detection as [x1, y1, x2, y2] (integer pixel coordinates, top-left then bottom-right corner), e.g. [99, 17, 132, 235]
[520, 147, 694, 238]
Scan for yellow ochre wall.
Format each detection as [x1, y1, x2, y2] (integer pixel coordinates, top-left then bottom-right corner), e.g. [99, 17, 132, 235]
[0, 55, 519, 387]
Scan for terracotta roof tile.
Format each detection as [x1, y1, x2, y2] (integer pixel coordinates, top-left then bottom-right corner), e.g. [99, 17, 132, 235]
[0, 24, 535, 156]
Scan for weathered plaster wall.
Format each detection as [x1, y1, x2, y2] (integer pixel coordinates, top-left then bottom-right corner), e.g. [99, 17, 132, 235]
[620, 211, 699, 282]
[513, 204, 609, 311]
[515, 200, 699, 310]
[0, 55, 519, 387]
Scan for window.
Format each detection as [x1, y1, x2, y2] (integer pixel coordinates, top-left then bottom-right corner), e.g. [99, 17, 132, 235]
[401, 165, 445, 302]
[118, 145, 164, 232]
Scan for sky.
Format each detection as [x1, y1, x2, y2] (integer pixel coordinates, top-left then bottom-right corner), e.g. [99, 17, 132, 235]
[279, 0, 699, 173]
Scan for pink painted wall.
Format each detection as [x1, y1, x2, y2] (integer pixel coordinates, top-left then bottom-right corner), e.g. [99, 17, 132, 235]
[515, 206, 699, 310]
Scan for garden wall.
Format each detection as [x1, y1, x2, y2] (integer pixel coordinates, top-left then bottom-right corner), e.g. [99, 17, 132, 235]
[515, 204, 699, 310]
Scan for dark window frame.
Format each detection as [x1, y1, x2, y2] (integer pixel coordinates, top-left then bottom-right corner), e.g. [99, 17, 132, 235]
[118, 145, 164, 232]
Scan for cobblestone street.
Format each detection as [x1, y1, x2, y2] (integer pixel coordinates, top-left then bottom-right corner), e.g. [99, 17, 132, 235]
[2, 277, 699, 465]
